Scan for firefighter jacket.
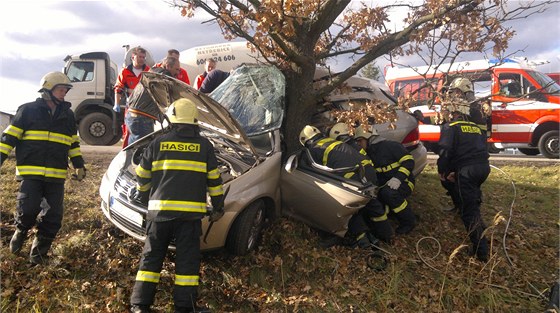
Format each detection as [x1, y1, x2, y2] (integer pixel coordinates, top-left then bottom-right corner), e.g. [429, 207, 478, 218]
[114, 64, 150, 97]
[306, 136, 376, 184]
[0, 98, 84, 183]
[135, 124, 224, 222]
[437, 119, 489, 175]
[366, 139, 415, 186]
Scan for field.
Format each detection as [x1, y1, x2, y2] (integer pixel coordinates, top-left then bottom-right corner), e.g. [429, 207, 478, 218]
[1, 151, 559, 313]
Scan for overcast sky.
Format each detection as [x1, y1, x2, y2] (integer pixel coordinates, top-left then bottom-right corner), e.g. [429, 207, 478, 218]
[1, 0, 559, 114]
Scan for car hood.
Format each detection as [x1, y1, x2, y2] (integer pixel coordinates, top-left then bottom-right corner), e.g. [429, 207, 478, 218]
[127, 71, 257, 157]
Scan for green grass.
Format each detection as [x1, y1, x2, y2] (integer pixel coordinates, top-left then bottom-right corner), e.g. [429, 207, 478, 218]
[1, 155, 558, 312]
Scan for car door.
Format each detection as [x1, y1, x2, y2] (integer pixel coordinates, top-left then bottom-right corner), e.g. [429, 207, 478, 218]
[281, 151, 373, 238]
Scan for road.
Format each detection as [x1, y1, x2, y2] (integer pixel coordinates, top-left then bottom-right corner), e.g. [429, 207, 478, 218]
[83, 144, 559, 165]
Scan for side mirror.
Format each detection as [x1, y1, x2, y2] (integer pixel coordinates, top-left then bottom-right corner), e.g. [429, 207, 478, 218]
[284, 154, 298, 173]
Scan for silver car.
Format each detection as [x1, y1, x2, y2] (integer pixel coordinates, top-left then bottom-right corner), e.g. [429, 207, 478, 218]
[99, 65, 427, 255]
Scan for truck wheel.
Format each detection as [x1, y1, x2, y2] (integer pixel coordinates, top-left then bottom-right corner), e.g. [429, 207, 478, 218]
[487, 143, 503, 154]
[538, 130, 559, 159]
[225, 200, 266, 255]
[518, 148, 539, 156]
[79, 112, 115, 146]
[107, 128, 123, 146]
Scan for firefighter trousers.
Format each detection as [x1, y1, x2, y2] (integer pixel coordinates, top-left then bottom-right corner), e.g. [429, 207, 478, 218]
[361, 198, 394, 243]
[456, 163, 491, 254]
[377, 180, 416, 233]
[131, 219, 202, 309]
[15, 179, 65, 239]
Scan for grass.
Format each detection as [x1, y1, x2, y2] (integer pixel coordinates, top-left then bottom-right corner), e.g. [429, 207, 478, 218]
[1, 152, 559, 312]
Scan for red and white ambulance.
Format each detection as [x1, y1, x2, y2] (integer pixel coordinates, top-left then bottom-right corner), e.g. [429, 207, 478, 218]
[385, 58, 560, 158]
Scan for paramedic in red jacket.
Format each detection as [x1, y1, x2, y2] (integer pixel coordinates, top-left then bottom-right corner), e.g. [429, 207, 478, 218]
[114, 46, 150, 147]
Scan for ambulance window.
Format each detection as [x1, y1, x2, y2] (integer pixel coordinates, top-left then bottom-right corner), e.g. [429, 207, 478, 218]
[393, 79, 435, 104]
[498, 73, 523, 98]
[467, 73, 492, 98]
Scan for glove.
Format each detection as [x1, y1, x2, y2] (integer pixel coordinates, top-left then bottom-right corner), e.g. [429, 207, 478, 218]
[208, 208, 224, 222]
[112, 102, 121, 113]
[72, 167, 86, 181]
[127, 186, 148, 206]
[387, 177, 401, 190]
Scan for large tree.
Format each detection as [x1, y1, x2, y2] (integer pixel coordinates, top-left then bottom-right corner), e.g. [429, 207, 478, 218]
[171, 0, 553, 152]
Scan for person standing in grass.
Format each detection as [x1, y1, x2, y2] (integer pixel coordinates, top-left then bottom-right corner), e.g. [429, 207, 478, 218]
[128, 98, 224, 313]
[0, 71, 86, 265]
[437, 77, 491, 262]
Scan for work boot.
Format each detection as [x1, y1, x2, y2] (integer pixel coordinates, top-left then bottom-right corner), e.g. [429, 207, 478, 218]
[29, 235, 54, 265]
[319, 234, 343, 248]
[9, 229, 28, 254]
[130, 305, 151, 313]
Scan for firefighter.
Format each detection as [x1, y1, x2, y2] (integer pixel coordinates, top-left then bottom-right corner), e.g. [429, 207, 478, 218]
[299, 125, 393, 244]
[356, 126, 417, 235]
[438, 82, 491, 262]
[129, 98, 223, 313]
[0, 71, 86, 265]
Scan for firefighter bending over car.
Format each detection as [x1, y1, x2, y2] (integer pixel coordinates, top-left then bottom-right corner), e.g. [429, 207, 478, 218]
[329, 123, 417, 237]
[299, 125, 394, 245]
[128, 98, 224, 313]
[438, 77, 491, 262]
[1, 71, 86, 265]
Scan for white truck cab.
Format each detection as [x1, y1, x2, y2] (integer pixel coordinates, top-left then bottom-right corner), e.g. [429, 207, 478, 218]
[63, 52, 122, 146]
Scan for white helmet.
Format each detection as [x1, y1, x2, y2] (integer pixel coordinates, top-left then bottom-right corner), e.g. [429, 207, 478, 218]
[328, 123, 349, 140]
[166, 98, 198, 124]
[448, 77, 473, 94]
[39, 72, 73, 92]
[299, 125, 321, 146]
[354, 125, 374, 140]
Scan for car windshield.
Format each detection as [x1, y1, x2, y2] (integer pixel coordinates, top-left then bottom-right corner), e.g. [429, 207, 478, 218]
[527, 70, 560, 95]
[210, 65, 285, 136]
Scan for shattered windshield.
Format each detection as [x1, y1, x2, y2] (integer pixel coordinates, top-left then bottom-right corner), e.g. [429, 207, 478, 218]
[210, 65, 285, 136]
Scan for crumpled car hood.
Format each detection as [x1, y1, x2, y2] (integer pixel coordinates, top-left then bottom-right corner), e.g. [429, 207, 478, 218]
[127, 71, 256, 156]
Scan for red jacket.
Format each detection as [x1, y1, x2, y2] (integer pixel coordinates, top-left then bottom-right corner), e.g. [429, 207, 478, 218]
[195, 73, 207, 90]
[114, 64, 150, 96]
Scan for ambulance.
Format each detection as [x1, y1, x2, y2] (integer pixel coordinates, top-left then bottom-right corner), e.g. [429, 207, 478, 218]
[384, 58, 560, 158]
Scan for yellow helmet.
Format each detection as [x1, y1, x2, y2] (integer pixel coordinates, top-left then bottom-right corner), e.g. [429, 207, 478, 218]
[448, 77, 473, 94]
[39, 72, 72, 92]
[354, 125, 375, 140]
[299, 125, 321, 146]
[166, 98, 198, 124]
[328, 123, 349, 140]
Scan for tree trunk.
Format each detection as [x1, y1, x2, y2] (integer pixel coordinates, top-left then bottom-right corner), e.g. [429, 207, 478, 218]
[282, 67, 318, 154]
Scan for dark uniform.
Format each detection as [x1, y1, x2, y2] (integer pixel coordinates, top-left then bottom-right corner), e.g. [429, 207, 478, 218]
[366, 139, 417, 235]
[0, 97, 84, 261]
[130, 124, 224, 310]
[438, 118, 490, 261]
[305, 136, 393, 243]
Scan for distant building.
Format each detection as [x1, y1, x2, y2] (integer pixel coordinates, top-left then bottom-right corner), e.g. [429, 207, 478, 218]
[1, 111, 14, 132]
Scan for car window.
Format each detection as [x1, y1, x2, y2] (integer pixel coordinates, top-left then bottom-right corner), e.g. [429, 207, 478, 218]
[210, 65, 285, 136]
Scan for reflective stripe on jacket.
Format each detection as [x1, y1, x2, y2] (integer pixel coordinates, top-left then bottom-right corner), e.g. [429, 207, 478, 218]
[366, 140, 415, 186]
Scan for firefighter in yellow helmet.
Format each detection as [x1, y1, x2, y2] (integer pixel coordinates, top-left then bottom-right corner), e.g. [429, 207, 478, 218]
[357, 125, 417, 236]
[300, 125, 394, 244]
[129, 98, 224, 313]
[1, 72, 86, 265]
[439, 78, 491, 262]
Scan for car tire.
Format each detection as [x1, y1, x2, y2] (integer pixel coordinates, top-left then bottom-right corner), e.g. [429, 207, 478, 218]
[79, 112, 115, 146]
[225, 200, 266, 255]
[517, 148, 539, 156]
[538, 130, 559, 159]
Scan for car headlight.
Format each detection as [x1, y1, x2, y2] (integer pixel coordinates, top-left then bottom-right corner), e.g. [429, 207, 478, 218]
[100, 150, 127, 200]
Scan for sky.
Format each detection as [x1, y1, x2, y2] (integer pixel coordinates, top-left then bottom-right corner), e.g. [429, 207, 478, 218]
[1, 0, 559, 114]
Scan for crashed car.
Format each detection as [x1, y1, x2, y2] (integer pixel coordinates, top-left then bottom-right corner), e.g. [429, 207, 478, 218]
[99, 64, 427, 255]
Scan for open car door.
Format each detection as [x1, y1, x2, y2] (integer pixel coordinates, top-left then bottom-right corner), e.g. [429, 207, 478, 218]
[281, 150, 373, 237]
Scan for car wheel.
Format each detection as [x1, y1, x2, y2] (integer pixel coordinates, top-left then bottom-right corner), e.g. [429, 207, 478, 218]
[517, 148, 539, 156]
[225, 200, 266, 255]
[538, 130, 559, 159]
[79, 112, 115, 146]
[487, 143, 503, 154]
